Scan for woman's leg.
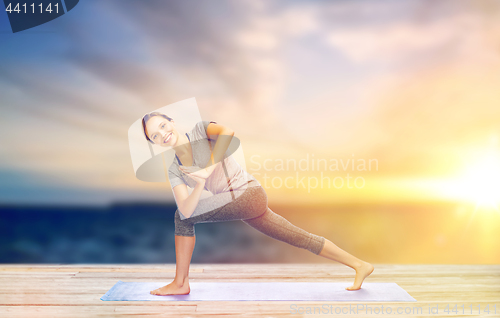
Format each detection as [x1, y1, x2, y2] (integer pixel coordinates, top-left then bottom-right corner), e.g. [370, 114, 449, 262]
[243, 207, 374, 290]
[242, 207, 326, 255]
[151, 211, 196, 296]
[318, 239, 374, 290]
[151, 187, 267, 295]
[174, 234, 196, 286]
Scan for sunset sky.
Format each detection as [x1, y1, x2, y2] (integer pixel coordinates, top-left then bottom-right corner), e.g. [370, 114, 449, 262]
[1, 0, 499, 207]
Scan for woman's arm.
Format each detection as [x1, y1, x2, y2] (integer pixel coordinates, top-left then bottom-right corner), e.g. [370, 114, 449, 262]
[205, 122, 235, 169]
[172, 179, 207, 219]
[179, 122, 235, 178]
[173, 122, 235, 218]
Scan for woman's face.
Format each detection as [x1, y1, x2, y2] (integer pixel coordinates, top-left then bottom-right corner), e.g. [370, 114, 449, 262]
[145, 116, 178, 147]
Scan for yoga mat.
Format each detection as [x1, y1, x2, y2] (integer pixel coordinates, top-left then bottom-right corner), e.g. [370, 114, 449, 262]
[101, 281, 416, 302]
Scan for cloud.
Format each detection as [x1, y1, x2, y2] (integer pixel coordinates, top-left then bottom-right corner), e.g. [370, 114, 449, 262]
[321, 0, 500, 65]
[2, 0, 499, 205]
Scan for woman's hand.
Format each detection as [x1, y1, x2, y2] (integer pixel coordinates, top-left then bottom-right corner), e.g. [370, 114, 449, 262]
[180, 164, 218, 182]
[187, 173, 206, 185]
[179, 166, 206, 184]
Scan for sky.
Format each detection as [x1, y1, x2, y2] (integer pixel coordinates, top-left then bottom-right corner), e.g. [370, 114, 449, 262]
[1, 0, 500, 207]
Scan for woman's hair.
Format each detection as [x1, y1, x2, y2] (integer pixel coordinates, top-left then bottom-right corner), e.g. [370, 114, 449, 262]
[142, 112, 173, 144]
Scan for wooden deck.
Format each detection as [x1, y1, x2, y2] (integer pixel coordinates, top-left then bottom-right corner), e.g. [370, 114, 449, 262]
[0, 264, 498, 317]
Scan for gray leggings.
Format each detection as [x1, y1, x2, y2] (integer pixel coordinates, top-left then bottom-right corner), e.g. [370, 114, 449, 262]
[174, 186, 326, 255]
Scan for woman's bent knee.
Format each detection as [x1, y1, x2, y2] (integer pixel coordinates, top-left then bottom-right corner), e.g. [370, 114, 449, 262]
[175, 232, 195, 237]
[174, 225, 195, 236]
[174, 209, 195, 236]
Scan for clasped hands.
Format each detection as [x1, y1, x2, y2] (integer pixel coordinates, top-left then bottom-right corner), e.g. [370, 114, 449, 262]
[179, 162, 220, 184]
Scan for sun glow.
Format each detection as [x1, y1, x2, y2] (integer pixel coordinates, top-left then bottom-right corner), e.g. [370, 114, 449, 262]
[447, 151, 500, 209]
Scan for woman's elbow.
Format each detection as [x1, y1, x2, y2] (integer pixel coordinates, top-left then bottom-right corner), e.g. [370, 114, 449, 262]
[179, 207, 193, 219]
[222, 128, 234, 136]
[178, 203, 192, 219]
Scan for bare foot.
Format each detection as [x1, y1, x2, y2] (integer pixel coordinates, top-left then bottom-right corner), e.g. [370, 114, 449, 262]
[346, 262, 374, 291]
[150, 279, 190, 296]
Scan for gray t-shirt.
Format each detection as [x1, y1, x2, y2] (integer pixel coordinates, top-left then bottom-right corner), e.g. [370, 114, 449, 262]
[168, 121, 261, 219]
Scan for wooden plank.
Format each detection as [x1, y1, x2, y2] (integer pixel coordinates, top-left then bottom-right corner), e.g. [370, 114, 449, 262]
[195, 300, 500, 316]
[0, 267, 203, 273]
[0, 305, 196, 317]
[0, 264, 497, 317]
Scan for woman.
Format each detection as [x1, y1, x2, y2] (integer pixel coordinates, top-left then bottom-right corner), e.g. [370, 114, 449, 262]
[141, 112, 374, 296]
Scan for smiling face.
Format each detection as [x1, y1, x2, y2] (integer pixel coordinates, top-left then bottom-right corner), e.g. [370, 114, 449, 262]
[144, 115, 178, 147]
